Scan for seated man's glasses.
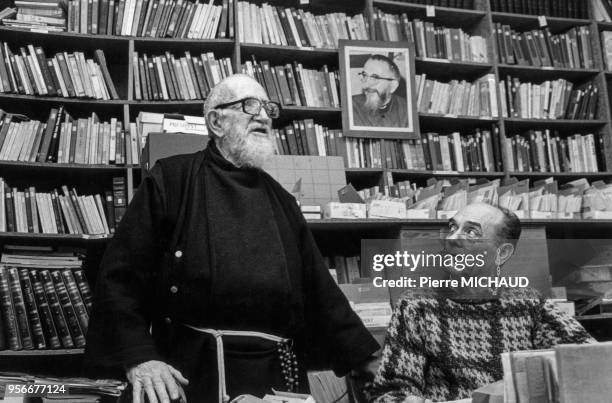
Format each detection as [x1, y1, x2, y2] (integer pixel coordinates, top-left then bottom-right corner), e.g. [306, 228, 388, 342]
[214, 97, 281, 119]
[358, 71, 395, 83]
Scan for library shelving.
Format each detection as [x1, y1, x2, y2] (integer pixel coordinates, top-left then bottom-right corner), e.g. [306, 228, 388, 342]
[1, 0, 612, 370]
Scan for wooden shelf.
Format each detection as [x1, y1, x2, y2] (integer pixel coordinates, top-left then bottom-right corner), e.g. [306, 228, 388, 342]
[240, 43, 339, 66]
[391, 169, 505, 177]
[498, 64, 600, 81]
[0, 232, 111, 242]
[0, 348, 84, 356]
[0, 93, 126, 106]
[0, 160, 133, 172]
[503, 118, 608, 130]
[507, 171, 612, 178]
[490, 12, 591, 32]
[415, 58, 492, 77]
[373, 0, 486, 26]
[419, 113, 499, 129]
[0, 26, 127, 44]
[575, 313, 612, 321]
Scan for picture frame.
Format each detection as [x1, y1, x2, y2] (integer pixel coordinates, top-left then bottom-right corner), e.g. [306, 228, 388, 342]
[339, 39, 419, 139]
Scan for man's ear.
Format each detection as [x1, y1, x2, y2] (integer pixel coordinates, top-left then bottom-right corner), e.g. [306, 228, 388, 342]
[206, 110, 224, 137]
[496, 243, 515, 266]
[389, 79, 400, 93]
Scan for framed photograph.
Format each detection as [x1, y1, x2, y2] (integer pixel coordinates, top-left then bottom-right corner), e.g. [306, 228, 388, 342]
[339, 40, 419, 139]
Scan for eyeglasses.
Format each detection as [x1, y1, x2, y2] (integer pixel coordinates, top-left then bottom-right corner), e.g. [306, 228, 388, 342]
[358, 71, 396, 83]
[214, 97, 281, 119]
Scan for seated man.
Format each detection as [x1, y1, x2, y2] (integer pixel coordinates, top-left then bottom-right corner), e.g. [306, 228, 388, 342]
[367, 202, 594, 403]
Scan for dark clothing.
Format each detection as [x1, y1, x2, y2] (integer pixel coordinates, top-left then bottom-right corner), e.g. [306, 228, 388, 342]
[85, 140, 379, 401]
[352, 93, 409, 127]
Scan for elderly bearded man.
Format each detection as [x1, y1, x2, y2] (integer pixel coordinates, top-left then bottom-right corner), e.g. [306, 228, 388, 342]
[352, 54, 409, 128]
[367, 203, 593, 403]
[85, 74, 380, 403]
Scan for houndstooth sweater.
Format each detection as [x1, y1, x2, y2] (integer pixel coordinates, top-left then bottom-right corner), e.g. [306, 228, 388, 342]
[367, 287, 594, 402]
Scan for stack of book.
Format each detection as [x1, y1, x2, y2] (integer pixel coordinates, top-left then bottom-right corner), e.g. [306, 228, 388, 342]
[501, 77, 598, 120]
[0, 108, 128, 165]
[0, 177, 126, 235]
[489, 0, 588, 18]
[132, 51, 233, 101]
[0, 44, 119, 100]
[494, 24, 595, 68]
[420, 128, 503, 172]
[504, 131, 606, 173]
[236, 2, 369, 48]
[3, 0, 65, 31]
[0, 248, 92, 350]
[66, 0, 233, 38]
[416, 73, 499, 118]
[373, 10, 488, 63]
[242, 58, 339, 108]
[272, 119, 341, 157]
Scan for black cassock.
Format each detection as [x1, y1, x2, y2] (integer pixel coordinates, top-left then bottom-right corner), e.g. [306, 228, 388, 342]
[84, 140, 379, 401]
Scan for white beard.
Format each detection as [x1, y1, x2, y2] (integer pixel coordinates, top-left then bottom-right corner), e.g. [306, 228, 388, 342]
[220, 128, 275, 169]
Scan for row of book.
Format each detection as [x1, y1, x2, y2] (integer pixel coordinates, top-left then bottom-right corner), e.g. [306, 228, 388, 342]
[372, 10, 488, 63]
[0, 108, 130, 165]
[416, 73, 499, 118]
[66, 0, 233, 39]
[493, 24, 596, 69]
[593, 0, 612, 22]
[0, 177, 127, 235]
[501, 77, 599, 120]
[504, 131, 605, 173]
[272, 119, 339, 158]
[132, 51, 233, 101]
[243, 59, 339, 108]
[0, 44, 118, 100]
[0, 255, 92, 350]
[1, 0, 64, 32]
[489, 0, 588, 18]
[237, 2, 368, 48]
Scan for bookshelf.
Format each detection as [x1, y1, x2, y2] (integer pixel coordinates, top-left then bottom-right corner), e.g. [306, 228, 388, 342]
[0, 0, 612, 374]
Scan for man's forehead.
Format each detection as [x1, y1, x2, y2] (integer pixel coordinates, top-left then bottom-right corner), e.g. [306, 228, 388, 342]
[453, 204, 503, 226]
[364, 59, 391, 73]
[225, 77, 268, 100]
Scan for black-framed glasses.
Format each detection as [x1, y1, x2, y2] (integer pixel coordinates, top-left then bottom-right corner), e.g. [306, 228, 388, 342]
[214, 97, 281, 119]
[358, 71, 395, 83]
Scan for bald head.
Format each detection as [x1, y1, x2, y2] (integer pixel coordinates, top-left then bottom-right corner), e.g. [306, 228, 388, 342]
[203, 74, 268, 120]
[449, 202, 521, 247]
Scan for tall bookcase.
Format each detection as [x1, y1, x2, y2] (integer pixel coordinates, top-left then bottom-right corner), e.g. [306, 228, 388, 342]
[0, 0, 611, 378]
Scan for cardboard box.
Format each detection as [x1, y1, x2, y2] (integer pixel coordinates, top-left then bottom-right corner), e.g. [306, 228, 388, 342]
[367, 200, 406, 219]
[323, 202, 367, 219]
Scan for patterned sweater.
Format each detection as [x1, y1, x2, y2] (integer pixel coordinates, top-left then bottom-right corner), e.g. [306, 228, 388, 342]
[367, 287, 594, 402]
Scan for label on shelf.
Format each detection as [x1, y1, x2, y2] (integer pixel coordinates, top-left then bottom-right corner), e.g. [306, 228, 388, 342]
[299, 0, 309, 3]
[426, 5, 436, 17]
[541, 66, 554, 70]
[443, 114, 457, 118]
[31, 28, 49, 33]
[433, 170, 458, 175]
[538, 15, 548, 27]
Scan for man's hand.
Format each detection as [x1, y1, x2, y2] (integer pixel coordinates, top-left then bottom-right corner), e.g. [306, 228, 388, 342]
[126, 360, 189, 403]
[351, 352, 381, 383]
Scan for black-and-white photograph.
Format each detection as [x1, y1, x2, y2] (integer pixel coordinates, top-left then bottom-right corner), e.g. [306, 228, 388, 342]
[340, 40, 418, 138]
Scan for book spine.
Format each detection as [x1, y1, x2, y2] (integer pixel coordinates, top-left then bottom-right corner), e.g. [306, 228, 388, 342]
[40, 270, 74, 348]
[29, 270, 61, 348]
[17, 268, 46, 349]
[50, 270, 85, 347]
[8, 267, 34, 349]
[0, 266, 21, 350]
